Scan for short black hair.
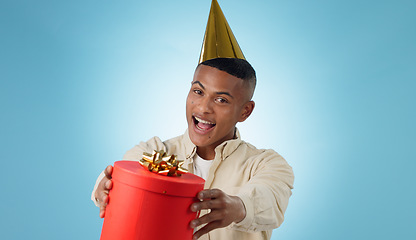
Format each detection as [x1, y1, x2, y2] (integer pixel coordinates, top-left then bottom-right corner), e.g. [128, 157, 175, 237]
[198, 58, 256, 98]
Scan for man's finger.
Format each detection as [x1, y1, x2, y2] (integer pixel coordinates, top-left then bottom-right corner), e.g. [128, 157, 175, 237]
[190, 210, 224, 228]
[99, 194, 110, 218]
[197, 189, 223, 200]
[95, 179, 110, 202]
[99, 209, 105, 218]
[105, 179, 113, 190]
[191, 198, 222, 212]
[104, 165, 113, 179]
[101, 193, 109, 205]
[193, 221, 222, 240]
[99, 205, 106, 218]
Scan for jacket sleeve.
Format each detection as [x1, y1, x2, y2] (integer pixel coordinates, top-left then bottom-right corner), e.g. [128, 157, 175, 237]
[233, 150, 294, 232]
[90, 136, 166, 207]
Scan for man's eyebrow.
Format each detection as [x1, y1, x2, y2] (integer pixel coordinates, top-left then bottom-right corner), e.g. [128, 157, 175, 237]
[216, 91, 234, 98]
[192, 81, 234, 98]
[192, 81, 205, 90]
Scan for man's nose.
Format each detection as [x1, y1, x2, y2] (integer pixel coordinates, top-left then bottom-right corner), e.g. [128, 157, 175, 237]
[197, 97, 213, 113]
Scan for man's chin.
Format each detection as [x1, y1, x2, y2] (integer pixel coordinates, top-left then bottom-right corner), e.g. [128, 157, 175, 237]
[189, 133, 207, 147]
[189, 131, 214, 148]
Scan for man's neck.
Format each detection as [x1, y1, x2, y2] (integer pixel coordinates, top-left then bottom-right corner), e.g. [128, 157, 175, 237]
[196, 147, 215, 160]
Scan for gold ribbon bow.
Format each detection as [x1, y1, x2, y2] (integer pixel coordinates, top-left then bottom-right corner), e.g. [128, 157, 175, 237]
[139, 150, 188, 177]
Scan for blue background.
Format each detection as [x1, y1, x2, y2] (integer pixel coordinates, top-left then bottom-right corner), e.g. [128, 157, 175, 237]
[1, 0, 415, 239]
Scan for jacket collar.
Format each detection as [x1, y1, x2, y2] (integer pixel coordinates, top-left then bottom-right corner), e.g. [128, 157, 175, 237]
[183, 128, 243, 162]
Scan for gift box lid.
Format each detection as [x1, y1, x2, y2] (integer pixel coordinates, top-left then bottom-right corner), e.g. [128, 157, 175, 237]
[113, 161, 205, 197]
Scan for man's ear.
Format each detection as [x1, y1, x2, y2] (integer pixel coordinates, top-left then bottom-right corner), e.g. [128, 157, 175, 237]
[239, 101, 255, 122]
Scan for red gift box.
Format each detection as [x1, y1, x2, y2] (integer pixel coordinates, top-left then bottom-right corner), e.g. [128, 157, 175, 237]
[100, 161, 205, 240]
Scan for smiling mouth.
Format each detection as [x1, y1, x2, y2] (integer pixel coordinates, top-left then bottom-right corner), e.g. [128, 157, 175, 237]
[193, 116, 216, 131]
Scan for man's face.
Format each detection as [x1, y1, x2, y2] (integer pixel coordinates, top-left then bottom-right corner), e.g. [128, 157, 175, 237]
[186, 64, 254, 152]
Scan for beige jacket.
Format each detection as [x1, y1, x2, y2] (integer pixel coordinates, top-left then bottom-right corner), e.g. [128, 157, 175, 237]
[92, 129, 294, 240]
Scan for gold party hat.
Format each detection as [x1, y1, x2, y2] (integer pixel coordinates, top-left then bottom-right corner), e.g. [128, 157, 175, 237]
[199, 0, 245, 63]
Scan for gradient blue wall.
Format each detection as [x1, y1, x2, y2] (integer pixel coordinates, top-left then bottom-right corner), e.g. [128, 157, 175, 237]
[1, 0, 415, 239]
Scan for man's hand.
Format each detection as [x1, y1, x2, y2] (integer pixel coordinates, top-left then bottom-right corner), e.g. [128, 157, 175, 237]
[189, 189, 246, 240]
[95, 165, 113, 218]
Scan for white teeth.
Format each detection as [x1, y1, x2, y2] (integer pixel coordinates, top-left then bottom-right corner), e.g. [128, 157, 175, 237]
[194, 116, 215, 125]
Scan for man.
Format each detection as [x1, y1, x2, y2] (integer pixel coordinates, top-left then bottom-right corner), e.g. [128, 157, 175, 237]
[92, 1, 294, 239]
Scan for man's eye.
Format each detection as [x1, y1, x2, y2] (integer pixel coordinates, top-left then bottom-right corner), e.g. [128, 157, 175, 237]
[193, 89, 202, 95]
[216, 97, 228, 103]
